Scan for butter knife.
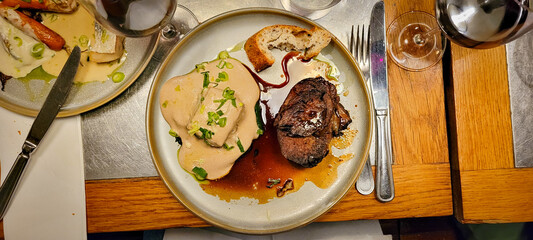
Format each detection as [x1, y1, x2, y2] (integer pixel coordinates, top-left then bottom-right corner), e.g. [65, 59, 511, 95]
[369, 1, 394, 202]
[0, 46, 81, 219]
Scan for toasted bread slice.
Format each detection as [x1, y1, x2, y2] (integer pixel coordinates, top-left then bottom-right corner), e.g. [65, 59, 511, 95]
[244, 24, 331, 72]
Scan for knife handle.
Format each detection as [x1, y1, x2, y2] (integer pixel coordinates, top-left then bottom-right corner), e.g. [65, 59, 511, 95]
[0, 141, 36, 220]
[375, 109, 394, 202]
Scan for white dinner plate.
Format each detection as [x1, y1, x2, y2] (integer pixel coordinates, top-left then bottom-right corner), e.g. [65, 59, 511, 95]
[146, 8, 372, 234]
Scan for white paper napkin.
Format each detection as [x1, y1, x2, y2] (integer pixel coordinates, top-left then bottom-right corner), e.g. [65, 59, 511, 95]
[163, 220, 392, 240]
[0, 107, 87, 240]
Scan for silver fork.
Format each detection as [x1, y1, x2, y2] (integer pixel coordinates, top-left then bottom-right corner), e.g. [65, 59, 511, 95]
[350, 25, 375, 195]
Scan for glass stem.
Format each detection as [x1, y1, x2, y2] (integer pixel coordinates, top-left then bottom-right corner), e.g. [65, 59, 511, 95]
[414, 27, 441, 45]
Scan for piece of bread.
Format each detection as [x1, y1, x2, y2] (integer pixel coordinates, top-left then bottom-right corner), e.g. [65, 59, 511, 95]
[244, 25, 331, 72]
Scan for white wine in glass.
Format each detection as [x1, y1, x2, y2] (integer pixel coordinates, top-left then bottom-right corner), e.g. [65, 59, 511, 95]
[387, 0, 532, 71]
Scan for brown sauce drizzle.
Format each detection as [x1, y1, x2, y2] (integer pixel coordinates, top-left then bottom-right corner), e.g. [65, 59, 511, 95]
[200, 53, 356, 204]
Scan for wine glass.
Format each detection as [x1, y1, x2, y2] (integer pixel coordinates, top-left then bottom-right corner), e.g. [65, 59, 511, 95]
[280, 0, 341, 20]
[76, 0, 197, 38]
[387, 0, 533, 71]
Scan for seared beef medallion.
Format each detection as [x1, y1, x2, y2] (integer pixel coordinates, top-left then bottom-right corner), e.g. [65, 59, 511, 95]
[273, 77, 352, 167]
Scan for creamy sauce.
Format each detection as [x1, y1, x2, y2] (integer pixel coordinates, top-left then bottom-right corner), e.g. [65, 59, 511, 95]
[201, 52, 356, 203]
[159, 58, 261, 180]
[41, 8, 125, 83]
[0, 17, 55, 78]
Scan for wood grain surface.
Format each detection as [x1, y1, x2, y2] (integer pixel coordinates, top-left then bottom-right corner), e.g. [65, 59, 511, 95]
[448, 44, 532, 223]
[458, 168, 533, 223]
[82, 0, 454, 233]
[86, 164, 452, 233]
[448, 45, 514, 171]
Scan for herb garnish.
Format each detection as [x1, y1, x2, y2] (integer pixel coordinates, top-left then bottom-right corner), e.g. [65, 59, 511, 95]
[201, 71, 210, 88]
[267, 178, 281, 188]
[192, 167, 207, 181]
[207, 110, 227, 127]
[223, 143, 234, 150]
[236, 138, 244, 153]
[198, 127, 214, 140]
[214, 87, 237, 110]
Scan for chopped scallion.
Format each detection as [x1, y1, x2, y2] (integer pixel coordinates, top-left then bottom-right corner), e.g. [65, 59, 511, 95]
[169, 129, 179, 138]
[218, 117, 227, 127]
[192, 167, 207, 181]
[111, 72, 125, 83]
[201, 71, 210, 88]
[218, 50, 229, 59]
[223, 143, 234, 150]
[237, 138, 244, 153]
[31, 43, 45, 59]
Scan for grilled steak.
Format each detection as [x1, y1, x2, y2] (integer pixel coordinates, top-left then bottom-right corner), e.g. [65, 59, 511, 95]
[273, 77, 352, 167]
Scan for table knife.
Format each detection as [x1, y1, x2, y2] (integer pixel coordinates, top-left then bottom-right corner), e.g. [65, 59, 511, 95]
[369, 1, 394, 202]
[0, 46, 81, 219]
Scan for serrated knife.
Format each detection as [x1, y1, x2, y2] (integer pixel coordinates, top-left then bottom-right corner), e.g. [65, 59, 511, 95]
[0, 46, 81, 219]
[369, 1, 394, 202]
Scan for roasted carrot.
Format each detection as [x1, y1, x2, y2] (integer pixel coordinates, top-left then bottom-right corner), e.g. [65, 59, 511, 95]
[0, 3, 65, 51]
[0, 0, 77, 13]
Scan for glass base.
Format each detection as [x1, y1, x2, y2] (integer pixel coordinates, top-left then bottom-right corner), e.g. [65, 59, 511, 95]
[386, 11, 447, 71]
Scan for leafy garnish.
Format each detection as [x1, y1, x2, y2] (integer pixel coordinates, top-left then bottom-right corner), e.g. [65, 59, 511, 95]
[216, 71, 228, 82]
[214, 87, 237, 110]
[267, 178, 281, 188]
[237, 138, 244, 153]
[254, 102, 264, 135]
[201, 71, 210, 88]
[199, 127, 214, 140]
[192, 167, 207, 181]
[223, 143, 234, 150]
[188, 121, 200, 135]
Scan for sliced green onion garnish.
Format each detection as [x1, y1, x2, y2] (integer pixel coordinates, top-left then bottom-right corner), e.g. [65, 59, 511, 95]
[111, 72, 125, 83]
[169, 129, 179, 138]
[192, 167, 207, 181]
[199, 127, 214, 139]
[218, 117, 227, 127]
[223, 143, 234, 150]
[14, 36, 22, 47]
[79, 35, 89, 48]
[195, 63, 206, 72]
[162, 100, 168, 108]
[188, 121, 200, 135]
[218, 50, 229, 59]
[31, 43, 45, 59]
[216, 71, 229, 82]
[225, 62, 234, 69]
[237, 138, 244, 153]
[201, 71, 210, 88]
[216, 60, 226, 69]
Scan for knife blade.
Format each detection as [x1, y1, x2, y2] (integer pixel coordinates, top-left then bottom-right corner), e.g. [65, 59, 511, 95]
[0, 46, 81, 219]
[369, 1, 394, 202]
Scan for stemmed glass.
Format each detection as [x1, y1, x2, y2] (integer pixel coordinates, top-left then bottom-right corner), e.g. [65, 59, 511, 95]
[76, 0, 198, 38]
[387, 0, 533, 71]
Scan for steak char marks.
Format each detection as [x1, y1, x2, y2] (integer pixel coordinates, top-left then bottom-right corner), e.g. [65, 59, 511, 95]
[273, 77, 352, 167]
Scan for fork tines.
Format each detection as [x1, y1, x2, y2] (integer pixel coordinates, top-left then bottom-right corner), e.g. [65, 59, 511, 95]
[350, 25, 370, 65]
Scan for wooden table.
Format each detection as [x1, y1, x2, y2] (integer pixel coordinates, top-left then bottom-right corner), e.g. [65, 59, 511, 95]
[448, 45, 533, 223]
[84, 0, 453, 233]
